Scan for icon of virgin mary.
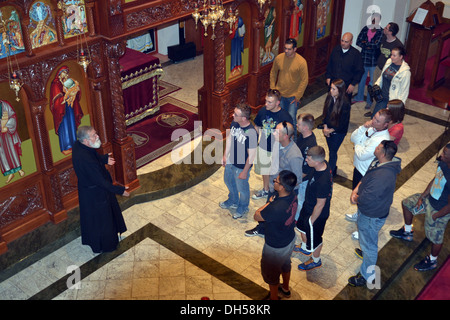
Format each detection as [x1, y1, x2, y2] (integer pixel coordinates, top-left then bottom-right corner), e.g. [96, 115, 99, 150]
[50, 66, 83, 155]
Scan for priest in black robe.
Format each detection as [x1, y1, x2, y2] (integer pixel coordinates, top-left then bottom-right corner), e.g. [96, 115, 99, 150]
[72, 126, 129, 253]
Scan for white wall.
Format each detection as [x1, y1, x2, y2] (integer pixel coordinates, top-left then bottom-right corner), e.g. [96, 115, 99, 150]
[156, 22, 180, 55]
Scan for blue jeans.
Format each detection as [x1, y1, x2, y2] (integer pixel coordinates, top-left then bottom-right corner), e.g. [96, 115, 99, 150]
[357, 213, 387, 281]
[223, 164, 250, 215]
[355, 66, 376, 105]
[371, 95, 389, 118]
[325, 132, 346, 175]
[280, 96, 299, 141]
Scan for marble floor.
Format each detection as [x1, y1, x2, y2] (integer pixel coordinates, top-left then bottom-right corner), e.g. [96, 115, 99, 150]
[0, 55, 449, 302]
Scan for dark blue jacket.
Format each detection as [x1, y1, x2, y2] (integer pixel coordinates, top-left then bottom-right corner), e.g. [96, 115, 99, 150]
[357, 157, 402, 218]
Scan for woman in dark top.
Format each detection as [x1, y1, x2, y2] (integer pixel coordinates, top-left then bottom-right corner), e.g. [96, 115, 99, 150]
[322, 79, 351, 176]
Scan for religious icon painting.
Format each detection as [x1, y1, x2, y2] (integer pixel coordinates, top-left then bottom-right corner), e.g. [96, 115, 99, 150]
[316, 0, 333, 41]
[289, 0, 306, 48]
[45, 62, 91, 163]
[0, 86, 38, 186]
[0, 6, 26, 60]
[225, 2, 250, 82]
[28, 0, 58, 49]
[60, 0, 88, 39]
[260, 2, 279, 67]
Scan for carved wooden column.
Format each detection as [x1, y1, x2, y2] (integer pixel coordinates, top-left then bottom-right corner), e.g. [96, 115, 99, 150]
[104, 41, 139, 191]
[212, 24, 233, 132]
[248, 16, 263, 108]
[29, 100, 53, 173]
[20, 12, 34, 57]
[85, 0, 97, 36]
[55, 5, 65, 47]
[89, 77, 117, 180]
[303, 0, 319, 79]
[29, 99, 67, 223]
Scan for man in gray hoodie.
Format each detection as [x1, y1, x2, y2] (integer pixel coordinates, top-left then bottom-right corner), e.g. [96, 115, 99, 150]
[348, 140, 401, 287]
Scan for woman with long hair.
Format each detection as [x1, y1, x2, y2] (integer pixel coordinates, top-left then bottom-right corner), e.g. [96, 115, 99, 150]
[321, 79, 351, 176]
[387, 99, 406, 145]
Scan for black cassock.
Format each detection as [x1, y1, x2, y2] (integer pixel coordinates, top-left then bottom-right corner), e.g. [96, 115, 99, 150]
[72, 141, 127, 253]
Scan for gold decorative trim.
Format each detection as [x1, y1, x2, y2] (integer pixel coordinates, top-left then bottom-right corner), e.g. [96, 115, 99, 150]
[121, 65, 164, 89]
[126, 105, 160, 126]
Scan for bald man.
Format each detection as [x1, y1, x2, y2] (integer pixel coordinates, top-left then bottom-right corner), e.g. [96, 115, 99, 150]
[325, 32, 364, 102]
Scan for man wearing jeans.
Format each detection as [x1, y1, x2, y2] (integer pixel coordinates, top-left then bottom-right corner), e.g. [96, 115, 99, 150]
[353, 13, 383, 109]
[270, 38, 308, 142]
[345, 109, 392, 239]
[348, 140, 401, 287]
[220, 103, 258, 219]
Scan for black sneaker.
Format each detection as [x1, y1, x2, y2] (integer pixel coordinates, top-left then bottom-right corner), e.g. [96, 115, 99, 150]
[348, 272, 367, 287]
[354, 248, 363, 260]
[244, 226, 264, 237]
[390, 226, 414, 241]
[414, 256, 437, 272]
[278, 284, 291, 298]
[364, 111, 372, 118]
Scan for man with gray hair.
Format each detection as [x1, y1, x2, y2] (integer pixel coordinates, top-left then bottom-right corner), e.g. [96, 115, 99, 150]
[295, 146, 333, 271]
[72, 126, 129, 253]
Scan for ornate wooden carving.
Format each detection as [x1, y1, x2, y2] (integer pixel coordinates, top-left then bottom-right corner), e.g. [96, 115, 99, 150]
[214, 24, 227, 94]
[85, 0, 97, 36]
[103, 40, 139, 189]
[29, 100, 53, 172]
[57, 167, 77, 197]
[104, 40, 127, 141]
[54, 4, 65, 47]
[0, 184, 44, 229]
[125, 0, 195, 31]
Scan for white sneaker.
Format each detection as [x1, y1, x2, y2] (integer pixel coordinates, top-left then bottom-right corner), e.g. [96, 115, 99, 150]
[351, 231, 359, 240]
[345, 212, 359, 222]
[252, 189, 269, 200]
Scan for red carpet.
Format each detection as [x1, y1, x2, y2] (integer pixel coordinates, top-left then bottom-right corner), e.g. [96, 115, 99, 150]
[127, 96, 199, 168]
[407, 56, 438, 107]
[416, 255, 450, 300]
[159, 80, 181, 98]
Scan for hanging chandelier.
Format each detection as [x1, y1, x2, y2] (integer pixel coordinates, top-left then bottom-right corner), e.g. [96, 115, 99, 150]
[76, 32, 92, 73]
[192, 0, 238, 40]
[257, 0, 270, 10]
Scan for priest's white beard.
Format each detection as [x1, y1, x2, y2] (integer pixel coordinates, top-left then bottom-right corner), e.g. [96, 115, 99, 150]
[90, 137, 101, 149]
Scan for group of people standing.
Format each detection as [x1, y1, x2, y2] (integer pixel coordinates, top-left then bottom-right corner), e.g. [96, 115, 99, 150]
[219, 17, 448, 299]
[68, 16, 447, 301]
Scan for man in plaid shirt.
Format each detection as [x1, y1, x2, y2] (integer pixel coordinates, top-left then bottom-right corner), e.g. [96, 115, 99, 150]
[353, 13, 384, 109]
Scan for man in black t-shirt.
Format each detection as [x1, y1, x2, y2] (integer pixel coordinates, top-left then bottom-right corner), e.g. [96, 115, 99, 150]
[295, 113, 317, 221]
[377, 23, 403, 71]
[254, 170, 298, 300]
[220, 103, 258, 219]
[295, 146, 333, 271]
[252, 89, 293, 200]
